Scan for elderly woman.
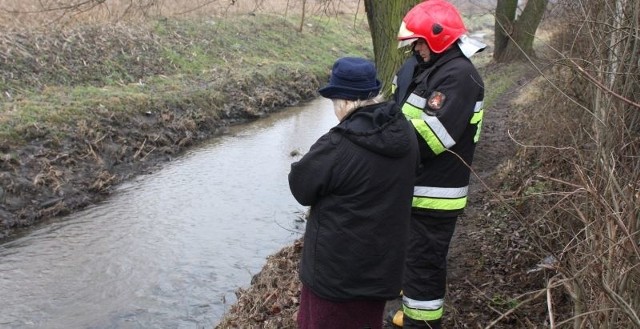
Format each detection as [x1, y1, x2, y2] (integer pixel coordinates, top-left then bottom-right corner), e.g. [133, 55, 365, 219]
[288, 57, 419, 329]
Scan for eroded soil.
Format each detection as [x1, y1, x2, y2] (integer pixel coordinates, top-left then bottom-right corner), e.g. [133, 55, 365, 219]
[0, 71, 319, 239]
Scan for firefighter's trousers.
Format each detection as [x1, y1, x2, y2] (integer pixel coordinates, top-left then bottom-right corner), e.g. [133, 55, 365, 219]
[402, 214, 458, 329]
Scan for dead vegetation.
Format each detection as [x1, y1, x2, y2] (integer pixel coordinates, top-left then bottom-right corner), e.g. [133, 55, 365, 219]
[0, 65, 319, 236]
[497, 1, 640, 327]
[216, 239, 303, 328]
[0, 0, 364, 30]
[0, 25, 168, 91]
[0, 0, 383, 238]
[0, 11, 337, 237]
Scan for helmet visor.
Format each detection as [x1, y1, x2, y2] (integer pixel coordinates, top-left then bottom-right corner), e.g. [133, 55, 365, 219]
[397, 21, 421, 48]
[398, 38, 418, 49]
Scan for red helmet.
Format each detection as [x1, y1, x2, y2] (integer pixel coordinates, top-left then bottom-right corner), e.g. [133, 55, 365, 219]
[397, 0, 467, 53]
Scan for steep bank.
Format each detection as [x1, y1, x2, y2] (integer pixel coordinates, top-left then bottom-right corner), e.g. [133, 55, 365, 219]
[0, 13, 372, 238]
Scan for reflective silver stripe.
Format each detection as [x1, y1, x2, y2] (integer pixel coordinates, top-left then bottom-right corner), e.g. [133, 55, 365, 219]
[403, 295, 444, 310]
[474, 101, 483, 112]
[392, 75, 398, 86]
[422, 115, 456, 148]
[414, 186, 468, 198]
[407, 93, 426, 109]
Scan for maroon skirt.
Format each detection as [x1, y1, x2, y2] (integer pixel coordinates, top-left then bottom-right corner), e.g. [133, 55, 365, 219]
[297, 284, 386, 329]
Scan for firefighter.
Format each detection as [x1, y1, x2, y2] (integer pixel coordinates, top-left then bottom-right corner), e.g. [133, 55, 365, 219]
[388, 1, 487, 328]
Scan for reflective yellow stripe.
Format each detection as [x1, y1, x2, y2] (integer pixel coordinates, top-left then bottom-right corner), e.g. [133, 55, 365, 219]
[402, 296, 444, 321]
[413, 185, 469, 209]
[411, 119, 446, 155]
[391, 75, 398, 94]
[470, 109, 483, 124]
[402, 93, 455, 153]
[471, 101, 484, 143]
[402, 93, 427, 119]
[412, 195, 467, 210]
[403, 305, 443, 321]
[402, 103, 423, 120]
[404, 95, 478, 151]
[403, 296, 444, 309]
[425, 115, 455, 147]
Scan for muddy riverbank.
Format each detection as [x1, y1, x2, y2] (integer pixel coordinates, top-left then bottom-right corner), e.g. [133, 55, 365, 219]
[0, 13, 372, 239]
[0, 68, 318, 238]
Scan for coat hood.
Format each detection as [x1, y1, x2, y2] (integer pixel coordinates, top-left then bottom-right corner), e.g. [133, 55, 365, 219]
[332, 101, 413, 158]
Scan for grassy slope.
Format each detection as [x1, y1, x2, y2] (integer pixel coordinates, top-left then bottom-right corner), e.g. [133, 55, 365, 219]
[0, 13, 373, 235]
[0, 14, 372, 144]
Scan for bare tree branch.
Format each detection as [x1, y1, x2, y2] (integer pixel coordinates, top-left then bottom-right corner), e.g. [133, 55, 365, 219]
[2, 0, 105, 14]
[568, 58, 640, 110]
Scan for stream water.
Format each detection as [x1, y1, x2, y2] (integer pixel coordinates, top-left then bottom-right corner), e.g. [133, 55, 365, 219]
[0, 98, 336, 329]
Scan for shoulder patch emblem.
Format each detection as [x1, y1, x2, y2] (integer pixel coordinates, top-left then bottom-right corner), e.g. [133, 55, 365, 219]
[427, 91, 446, 110]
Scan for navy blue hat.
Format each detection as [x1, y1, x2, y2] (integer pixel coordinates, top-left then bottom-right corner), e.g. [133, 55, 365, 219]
[318, 57, 382, 101]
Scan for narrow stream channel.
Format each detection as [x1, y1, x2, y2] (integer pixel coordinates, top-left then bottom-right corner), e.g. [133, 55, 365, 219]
[0, 98, 336, 329]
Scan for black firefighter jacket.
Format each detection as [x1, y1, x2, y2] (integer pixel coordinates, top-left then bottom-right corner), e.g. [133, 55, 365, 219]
[392, 46, 485, 218]
[288, 100, 419, 301]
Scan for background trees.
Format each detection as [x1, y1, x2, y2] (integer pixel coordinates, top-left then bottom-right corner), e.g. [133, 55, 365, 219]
[546, 1, 640, 325]
[362, 0, 551, 93]
[493, 0, 548, 62]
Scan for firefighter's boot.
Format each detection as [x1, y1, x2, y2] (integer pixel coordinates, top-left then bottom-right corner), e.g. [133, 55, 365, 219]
[390, 310, 404, 327]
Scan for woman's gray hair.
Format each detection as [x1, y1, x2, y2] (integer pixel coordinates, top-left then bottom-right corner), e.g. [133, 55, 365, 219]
[333, 94, 386, 120]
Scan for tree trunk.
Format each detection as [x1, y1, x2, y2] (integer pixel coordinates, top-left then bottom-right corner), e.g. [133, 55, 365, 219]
[298, 0, 307, 33]
[364, 0, 420, 97]
[494, 0, 518, 58]
[494, 0, 549, 62]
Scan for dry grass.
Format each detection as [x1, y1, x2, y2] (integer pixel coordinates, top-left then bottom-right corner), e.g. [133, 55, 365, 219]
[0, 0, 364, 30]
[216, 238, 303, 329]
[497, 1, 640, 327]
[0, 6, 372, 233]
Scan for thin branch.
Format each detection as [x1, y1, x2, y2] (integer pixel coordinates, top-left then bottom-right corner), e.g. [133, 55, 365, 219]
[3, 0, 102, 14]
[568, 58, 640, 110]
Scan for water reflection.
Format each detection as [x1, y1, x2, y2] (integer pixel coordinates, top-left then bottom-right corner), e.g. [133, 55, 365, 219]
[0, 98, 336, 329]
